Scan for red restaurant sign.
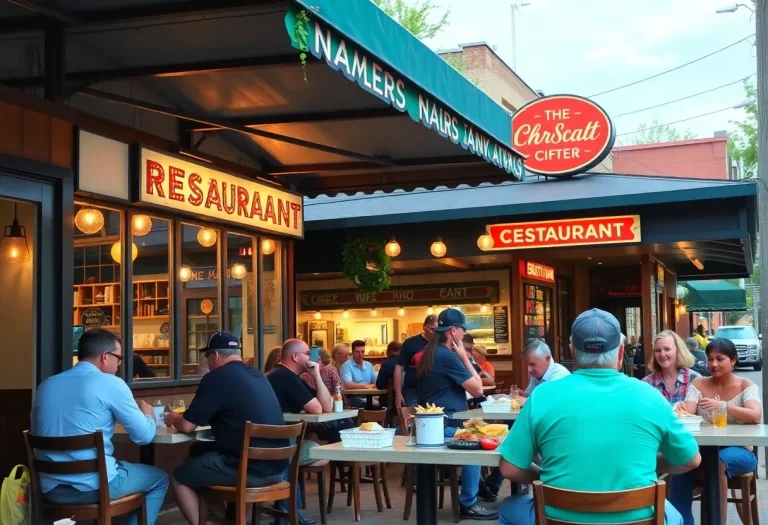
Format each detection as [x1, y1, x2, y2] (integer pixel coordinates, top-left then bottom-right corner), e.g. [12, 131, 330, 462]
[487, 215, 641, 251]
[512, 95, 615, 177]
[521, 261, 555, 283]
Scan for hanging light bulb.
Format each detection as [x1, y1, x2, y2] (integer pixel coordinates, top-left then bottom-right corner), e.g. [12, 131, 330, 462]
[477, 234, 494, 251]
[231, 263, 247, 280]
[385, 239, 401, 257]
[398, 307, 405, 317]
[0, 203, 30, 263]
[314, 311, 322, 320]
[110, 241, 138, 263]
[371, 308, 378, 317]
[179, 265, 193, 282]
[480, 304, 489, 313]
[131, 214, 152, 236]
[197, 228, 217, 247]
[74, 207, 104, 234]
[261, 238, 276, 255]
[427, 306, 434, 315]
[343, 309, 349, 319]
[430, 238, 447, 258]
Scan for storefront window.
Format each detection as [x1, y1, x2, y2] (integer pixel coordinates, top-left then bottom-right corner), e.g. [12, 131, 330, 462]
[130, 215, 172, 381]
[181, 224, 220, 376]
[73, 203, 123, 370]
[260, 238, 282, 367]
[226, 233, 256, 365]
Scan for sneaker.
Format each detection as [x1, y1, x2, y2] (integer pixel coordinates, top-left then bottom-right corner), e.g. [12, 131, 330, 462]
[460, 503, 499, 520]
[477, 483, 497, 503]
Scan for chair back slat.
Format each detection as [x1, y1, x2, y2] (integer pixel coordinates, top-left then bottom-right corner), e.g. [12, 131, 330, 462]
[357, 408, 388, 426]
[33, 458, 100, 475]
[533, 480, 666, 525]
[247, 445, 298, 461]
[249, 423, 305, 440]
[26, 432, 101, 451]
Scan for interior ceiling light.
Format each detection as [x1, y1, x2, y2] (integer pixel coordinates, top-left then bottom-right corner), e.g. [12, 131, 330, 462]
[131, 214, 152, 236]
[179, 265, 193, 282]
[74, 207, 104, 235]
[0, 202, 30, 263]
[261, 238, 276, 255]
[230, 263, 247, 280]
[111, 241, 138, 263]
[197, 228, 217, 247]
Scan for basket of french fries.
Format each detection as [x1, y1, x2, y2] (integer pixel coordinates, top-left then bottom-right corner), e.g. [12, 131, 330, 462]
[480, 395, 520, 413]
[404, 404, 446, 448]
[340, 421, 396, 449]
[674, 403, 703, 432]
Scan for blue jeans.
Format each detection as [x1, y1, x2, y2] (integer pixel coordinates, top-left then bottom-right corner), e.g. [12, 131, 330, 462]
[668, 446, 757, 525]
[499, 493, 683, 525]
[445, 426, 480, 507]
[44, 461, 169, 525]
[403, 389, 418, 407]
[274, 465, 305, 519]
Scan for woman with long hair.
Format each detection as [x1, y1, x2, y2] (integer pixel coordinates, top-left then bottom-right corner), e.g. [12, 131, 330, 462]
[668, 339, 761, 525]
[263, 345, 282, 374]
[642, 330, 700, 404]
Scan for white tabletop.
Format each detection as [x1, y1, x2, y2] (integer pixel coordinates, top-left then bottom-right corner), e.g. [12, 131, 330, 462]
[114, 425, 212, 444]
[342, 388, 387, 396]
[692, 424, 768, 447]
[309, 436, 500, 467]
[283, 410, 359, 423]
[453, 408, 519, 421]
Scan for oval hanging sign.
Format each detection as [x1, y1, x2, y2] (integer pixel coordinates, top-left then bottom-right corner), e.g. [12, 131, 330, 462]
[512, 95, 615, 177]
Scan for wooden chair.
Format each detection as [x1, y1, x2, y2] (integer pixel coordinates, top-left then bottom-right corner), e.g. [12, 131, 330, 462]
[532, 479, 666, 525]
[694, 447, 760, 525]
[198, 421, 306, 525]
[327, 409, 392, 521]
[397, 406, 460, 523]
[298, 461, 329, 525]
[24, 430, 148, 525]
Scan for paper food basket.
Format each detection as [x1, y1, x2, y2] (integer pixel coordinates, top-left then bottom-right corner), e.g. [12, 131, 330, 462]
[340, 428, 396, 449]
[480, 400, 517, 413]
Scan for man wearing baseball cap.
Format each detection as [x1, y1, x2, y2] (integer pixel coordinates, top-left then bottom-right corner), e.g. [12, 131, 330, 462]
[416, 308, 497, 520]
[496, 309, 700, 525]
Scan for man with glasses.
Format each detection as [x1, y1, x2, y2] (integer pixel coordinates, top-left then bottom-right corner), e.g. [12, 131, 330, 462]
[167, 332, 290, 525]
[32, 328, 168, 525]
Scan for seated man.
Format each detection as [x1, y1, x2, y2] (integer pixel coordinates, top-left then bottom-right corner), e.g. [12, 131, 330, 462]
[166, 332, 291, 525]
[340, 339, 378, 408]
[512, 339, 570, 406]
[32, 329, 168, 525]
[498, 309, 700, 525]
[463, 333, 495, 386]
[417, 308, 497, 520]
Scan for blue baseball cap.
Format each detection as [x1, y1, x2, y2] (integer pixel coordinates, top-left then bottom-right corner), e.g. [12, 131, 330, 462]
[435, 308, 470, 332]
[201, 331, 240, 352]
[571, 309, 622, 353]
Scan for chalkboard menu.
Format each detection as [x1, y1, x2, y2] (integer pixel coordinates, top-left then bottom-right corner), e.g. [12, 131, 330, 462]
[493, 306, 509, 343]
[81, 308, 106, 328]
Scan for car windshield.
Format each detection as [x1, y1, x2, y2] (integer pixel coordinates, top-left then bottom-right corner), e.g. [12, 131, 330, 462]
[716, 327, 757, 339]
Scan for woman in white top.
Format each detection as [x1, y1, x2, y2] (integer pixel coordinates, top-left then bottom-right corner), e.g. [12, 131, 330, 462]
[668, 338, 761, 525]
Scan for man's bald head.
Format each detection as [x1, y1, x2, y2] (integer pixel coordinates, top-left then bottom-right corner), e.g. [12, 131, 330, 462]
[281, 339, 310, 374]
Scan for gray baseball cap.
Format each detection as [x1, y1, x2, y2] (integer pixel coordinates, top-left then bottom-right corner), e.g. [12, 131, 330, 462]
[571, 309, 622, 353]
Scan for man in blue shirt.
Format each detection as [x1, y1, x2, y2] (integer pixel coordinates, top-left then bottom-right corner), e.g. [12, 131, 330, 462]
[32, 329, 168, 525]
[340, 339, 378, 407]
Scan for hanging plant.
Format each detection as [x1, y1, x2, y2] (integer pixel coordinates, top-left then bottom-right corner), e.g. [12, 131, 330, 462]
[342, 235, 393, 292]
[293, 9, 311, 83]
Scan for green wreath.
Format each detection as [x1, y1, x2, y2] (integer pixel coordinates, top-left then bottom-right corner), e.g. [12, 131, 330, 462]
[342, 235, 392, 292]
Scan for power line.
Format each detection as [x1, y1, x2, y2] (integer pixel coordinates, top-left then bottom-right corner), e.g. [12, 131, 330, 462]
[616, 104, 743, 137]
[590, 34, 755, 98]
[613, 74, 756, 118]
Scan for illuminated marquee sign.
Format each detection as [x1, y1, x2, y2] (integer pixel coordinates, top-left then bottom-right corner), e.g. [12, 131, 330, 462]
[486, 215, 641, 251]
[520, 261, 555, 283]
[137, 148, 304, 238]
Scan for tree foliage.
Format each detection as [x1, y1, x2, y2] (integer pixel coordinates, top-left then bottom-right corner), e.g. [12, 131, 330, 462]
[371, 0, 449, 40]
[628, 120, 696, 145]
[727, 79, 758, 179]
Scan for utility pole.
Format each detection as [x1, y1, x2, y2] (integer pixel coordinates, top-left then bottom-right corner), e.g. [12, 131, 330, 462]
[510, 2, 530, 71]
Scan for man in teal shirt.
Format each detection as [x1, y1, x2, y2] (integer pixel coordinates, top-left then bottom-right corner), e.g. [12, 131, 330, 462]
[498, 309, 700, 525]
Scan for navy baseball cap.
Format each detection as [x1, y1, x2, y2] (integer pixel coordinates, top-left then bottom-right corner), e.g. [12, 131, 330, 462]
[201, 331, 240, 352]
[435, 308, 470, 332]
[571, 309, 622, 353]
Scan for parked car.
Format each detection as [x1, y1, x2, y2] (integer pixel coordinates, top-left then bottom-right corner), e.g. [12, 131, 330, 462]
[714, 325, 762, 371]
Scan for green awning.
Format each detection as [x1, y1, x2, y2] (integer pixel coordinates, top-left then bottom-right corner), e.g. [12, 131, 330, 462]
[684, 280, 747, 312]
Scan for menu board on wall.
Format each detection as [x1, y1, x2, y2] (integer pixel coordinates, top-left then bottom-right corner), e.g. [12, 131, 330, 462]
[493, 306, 509, 343]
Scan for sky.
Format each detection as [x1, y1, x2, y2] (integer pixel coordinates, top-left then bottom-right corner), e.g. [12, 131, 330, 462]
[423, 0, 757, 144]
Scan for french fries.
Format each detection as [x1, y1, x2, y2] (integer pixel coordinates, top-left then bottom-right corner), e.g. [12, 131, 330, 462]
[415, 403, 444, 414]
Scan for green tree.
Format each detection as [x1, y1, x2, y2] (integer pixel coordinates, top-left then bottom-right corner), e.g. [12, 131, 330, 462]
[629, 120, 697, 145]
[727, 79, 758, 179]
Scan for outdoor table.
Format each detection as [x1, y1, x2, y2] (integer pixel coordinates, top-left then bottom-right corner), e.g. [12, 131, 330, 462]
[283, 409, 359, 423]
[453, 408, 519, 421]
[342, 388, 387, 409]
[310, 435, 499, 525]
[114, 424, 211, 465]
[692, 425, 768, 525]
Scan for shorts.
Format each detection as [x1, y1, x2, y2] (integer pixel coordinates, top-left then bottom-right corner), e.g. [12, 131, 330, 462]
[720, 446, 757, 478]
[173, 451, 284, 488]
[300, 440, 320, 465]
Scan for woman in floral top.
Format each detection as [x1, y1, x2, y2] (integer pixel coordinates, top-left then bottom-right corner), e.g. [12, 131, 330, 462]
[642, 330, 700, 404]
[669, 338, 761, 525]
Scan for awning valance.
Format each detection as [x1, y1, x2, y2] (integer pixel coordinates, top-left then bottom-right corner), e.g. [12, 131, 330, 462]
[684, 280, 747, 312]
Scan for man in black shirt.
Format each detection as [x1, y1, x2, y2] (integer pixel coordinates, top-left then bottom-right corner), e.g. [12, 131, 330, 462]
[267, 339, 333, 414]
[165, 332, 287, 525]
[395, 314, 438, 407]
